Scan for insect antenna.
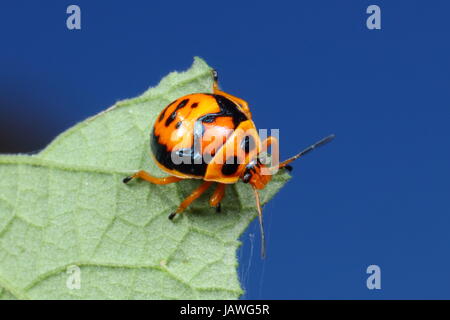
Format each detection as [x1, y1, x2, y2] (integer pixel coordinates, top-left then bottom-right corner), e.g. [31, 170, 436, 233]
[279, 134, 335, 168]
[252, 185, 266, 259]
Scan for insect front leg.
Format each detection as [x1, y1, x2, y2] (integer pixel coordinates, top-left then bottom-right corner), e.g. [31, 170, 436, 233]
[123, 170, 182, 185]
[168, 181, 213, 220]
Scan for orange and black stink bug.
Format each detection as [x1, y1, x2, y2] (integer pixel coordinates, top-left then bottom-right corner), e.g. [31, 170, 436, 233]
[123, 70, 334, 257]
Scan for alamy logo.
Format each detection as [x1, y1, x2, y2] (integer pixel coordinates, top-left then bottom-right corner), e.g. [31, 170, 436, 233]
[66, 265, 81, 290]
[66, 5, 81, 30]
[366, 5, 381, 30]
[366, 265, 381, 290]
[169, 128, 280, 175]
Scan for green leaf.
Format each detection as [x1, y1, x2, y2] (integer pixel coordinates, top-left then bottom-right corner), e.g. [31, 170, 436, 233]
[0, 57, 290, 300]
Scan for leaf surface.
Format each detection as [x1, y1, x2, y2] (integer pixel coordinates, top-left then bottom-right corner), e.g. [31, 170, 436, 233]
[0, 58, 290, 299]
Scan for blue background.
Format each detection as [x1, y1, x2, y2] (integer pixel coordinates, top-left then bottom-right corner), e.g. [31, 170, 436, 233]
[1, 0, 450, 299]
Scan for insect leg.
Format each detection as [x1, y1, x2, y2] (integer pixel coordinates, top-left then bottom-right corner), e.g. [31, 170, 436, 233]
[123, 170, 182, 185]
[209, 183, 227, 212]
[168, 181, 213, 220]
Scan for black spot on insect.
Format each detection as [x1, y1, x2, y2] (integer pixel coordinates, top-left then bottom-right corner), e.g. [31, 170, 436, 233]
[165, 111, 177, 127]
[199, 94, 248, 128]
[191, 102, 199, 108]
[175, 121, 182, 129]
[176, 99, 189, 110]
[158, 111, 166, 122]
[164, 99, 189, 127]
[212, 94, 248, 127]
[151, 130, 207, 177]
[221, 156, 240, 176]
[241, 135, 255, 154]
[159, 99, 178, 122]
[202, 115, 216, 123]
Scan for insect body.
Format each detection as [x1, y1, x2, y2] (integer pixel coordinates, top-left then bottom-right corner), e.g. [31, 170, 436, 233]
[123, 70, 334, 257]
[151, 92, 259, 184]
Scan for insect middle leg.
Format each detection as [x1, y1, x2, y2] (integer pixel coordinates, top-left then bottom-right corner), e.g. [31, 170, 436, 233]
[168, 181, 213, 220]
[209, 183, 226, 213]
[123, 170, 182, 185]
